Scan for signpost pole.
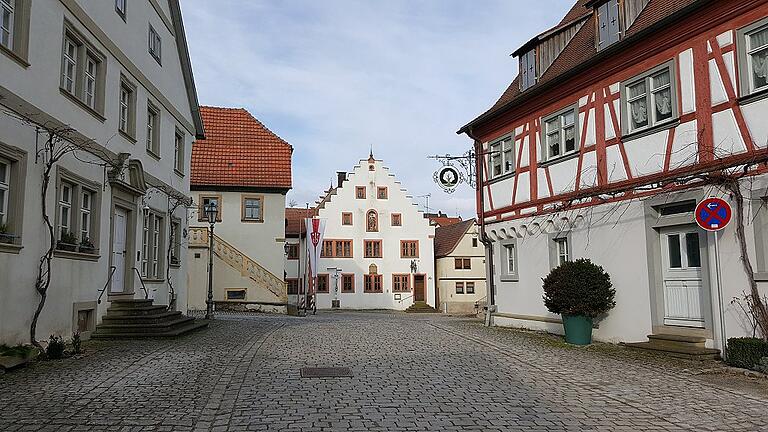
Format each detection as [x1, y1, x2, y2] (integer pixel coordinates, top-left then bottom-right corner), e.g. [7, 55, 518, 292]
[714, 231, 728, 361]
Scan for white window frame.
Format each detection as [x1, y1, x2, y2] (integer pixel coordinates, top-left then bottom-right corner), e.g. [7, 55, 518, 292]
[0, 157, 9, 227]
[80, 190, 91, 241]
[500, 239, 519, 282]
[146, 104, 160, 156]
[737, 18, 768, 98]
[174, 130, 184, 173]
[58, 182, 73, 241]
[141, 211, 164, 279]
[84, 54, 97, 109]
[556, 238, 569, 265]
[548, 232, 572, 269]
[242, 196, 263, 222]
[62, 37, 78, 95]
[152, 215, 161, 278]
[621, 61, 678, 136]
[141, 213, 149, 276]
[489, 136, 514, 179]
[542, 105, 579, 161]
[115, 0, 126, 19]
[119, 85, 130, 133]
[1, 0, 13, 50]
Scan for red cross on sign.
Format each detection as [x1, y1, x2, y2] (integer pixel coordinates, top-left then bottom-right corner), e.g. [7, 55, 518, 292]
[695, 198, 732, 232]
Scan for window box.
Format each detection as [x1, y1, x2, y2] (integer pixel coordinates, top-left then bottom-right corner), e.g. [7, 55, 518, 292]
[56, 241, 78, 253]
[0, 232, 16, 244]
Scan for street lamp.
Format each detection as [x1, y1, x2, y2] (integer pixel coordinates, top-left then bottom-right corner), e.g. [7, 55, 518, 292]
[204, 201, 218, 320]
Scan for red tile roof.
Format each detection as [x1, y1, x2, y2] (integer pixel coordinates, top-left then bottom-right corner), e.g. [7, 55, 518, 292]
[285, 207, 317, 237]
[429, 216, 463, 227]
[462, 0, 702, 132]
[192, 106, 293, 189]
[434, 219, 475, 258]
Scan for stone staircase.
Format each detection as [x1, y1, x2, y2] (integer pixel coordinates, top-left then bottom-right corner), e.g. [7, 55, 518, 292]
[188, 227, 287, 302]
[624, 334, 720, 360]
[405, 301, 438, 313]
[92, 299, 208, 339]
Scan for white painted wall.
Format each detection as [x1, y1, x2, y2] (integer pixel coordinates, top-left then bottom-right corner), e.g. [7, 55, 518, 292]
[436, 223, 487, 314]
[0, 1, 197, 345]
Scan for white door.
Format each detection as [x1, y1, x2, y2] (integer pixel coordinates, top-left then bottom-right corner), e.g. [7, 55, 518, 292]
[111, 208, 127, 293]
[660, 226, 707, 327]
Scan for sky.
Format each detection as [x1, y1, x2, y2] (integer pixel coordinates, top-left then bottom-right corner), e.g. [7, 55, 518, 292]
[181, 1, 574, 219]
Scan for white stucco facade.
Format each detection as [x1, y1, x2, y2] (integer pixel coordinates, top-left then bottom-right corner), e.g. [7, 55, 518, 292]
[0, 0, 202, 345]
[286, 156, 436, 310]
[435, 221, 487, 315]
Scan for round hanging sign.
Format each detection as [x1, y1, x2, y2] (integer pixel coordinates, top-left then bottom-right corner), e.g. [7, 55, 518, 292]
[695, 198, 732, 232]
[435, 165, 461, 192]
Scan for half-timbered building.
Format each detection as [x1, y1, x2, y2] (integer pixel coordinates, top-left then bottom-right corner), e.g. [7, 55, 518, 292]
[460, 0, 768, 353]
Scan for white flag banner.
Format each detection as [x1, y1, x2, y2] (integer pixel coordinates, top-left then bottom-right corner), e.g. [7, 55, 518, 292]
[305, 217, 326, 278]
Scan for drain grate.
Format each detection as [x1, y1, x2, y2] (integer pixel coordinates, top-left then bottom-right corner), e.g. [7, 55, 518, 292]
[300, 367, 353, 378]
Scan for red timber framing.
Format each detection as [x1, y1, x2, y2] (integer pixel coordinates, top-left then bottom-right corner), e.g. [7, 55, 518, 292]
[473, 0, 768, 224]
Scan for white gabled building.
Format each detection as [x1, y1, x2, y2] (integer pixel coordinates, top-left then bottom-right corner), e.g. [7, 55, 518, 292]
[0, 0, 204, 344]
[285, 154, 436, 311]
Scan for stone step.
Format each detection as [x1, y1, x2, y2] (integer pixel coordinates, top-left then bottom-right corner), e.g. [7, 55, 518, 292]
[95, 316, 196, 333]
[405, 302, 438, 313]
[624, 341, 720, 360]
[106, 305, 170, 316]
[647, 333, 706, 346]
[101, 311, 183, 325]
[108, 299, 155, 307]
[91, 320, 209, 339]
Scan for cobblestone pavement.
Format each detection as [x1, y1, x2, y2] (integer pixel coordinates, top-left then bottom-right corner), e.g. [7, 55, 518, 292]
[1, 312, 766, 431]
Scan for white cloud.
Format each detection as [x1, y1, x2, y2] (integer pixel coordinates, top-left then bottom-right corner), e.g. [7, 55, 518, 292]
[181, 0, 574, 218]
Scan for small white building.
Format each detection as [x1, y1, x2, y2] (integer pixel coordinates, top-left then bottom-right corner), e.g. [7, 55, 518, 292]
[0, 0, 204, 344]
[285, 154, 436, 310]
[187, 107, 292, 313]
[434, 219, 487, 314]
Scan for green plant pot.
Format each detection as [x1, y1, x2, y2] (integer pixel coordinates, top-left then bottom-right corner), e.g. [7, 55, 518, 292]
[562, 314, 593, 345]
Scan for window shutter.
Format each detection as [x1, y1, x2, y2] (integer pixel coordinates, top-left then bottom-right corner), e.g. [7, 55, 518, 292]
[607, 0, 621, 45]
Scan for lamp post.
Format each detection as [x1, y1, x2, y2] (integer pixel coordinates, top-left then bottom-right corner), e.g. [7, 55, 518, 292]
[204, 201, 218, 320]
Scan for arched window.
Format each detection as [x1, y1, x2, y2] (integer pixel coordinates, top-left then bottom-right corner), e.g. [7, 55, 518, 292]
[366, 209, 378, 232]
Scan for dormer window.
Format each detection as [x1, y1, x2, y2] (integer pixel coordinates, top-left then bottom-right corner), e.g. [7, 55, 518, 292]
[519, 49, 537, 91]
[596, 0, 621, 51]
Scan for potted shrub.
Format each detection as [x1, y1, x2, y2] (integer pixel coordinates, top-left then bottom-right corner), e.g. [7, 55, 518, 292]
[57, 230, 78, 252]
[542, 258, 615, 345]
[79, 237, 96, 254]
[0, 224, 13, 245]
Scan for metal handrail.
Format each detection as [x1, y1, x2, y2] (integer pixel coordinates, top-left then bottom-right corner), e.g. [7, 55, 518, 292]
[97, 266, 117, 304]
[397, 293, 415, 304]
[131, 267, 149, 299]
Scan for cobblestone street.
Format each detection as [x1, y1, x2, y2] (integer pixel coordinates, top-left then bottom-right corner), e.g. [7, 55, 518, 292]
[1, 312, 766, 431]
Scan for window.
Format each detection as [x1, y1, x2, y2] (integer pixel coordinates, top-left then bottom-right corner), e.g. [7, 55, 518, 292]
[287, 278, 300, 295]
[364, 240, 382, 258]
[342, 212, 353, 226]
[1, 0, 13, 50]
[115, 0, 126, 19]
[146, 105, 160, 156]
[174, 131, 185, 174]
[141, 211, 164, 279]
[286, 243, 299, 260]
[543, 107, 578, 160]
[118, 81, 136, 137]
[62, 37, 78, 94]
[520, 49, 537, 91]
[83, 55, 98, 109]
[342, 274, 355, 293]
[0, 158, 8, 228]
[391, 213, 402, 226]
[320, 240, 352, 258]
[170, 219, 181, 266]
[198, 195, 221, 222]
[60, 26, 105, 114]
[392, 274, 410, 292]
[364, 274, 383, 293]
[738, 19, 768, 97]
[366, 210, 378, 232]
[316, 274, 329, 293]
[55, 173, 99, 254]
[472, 237, 478, 248]
[490, 136, 514, 178]
[401, 240, 419, 258]
[454, 258, 471, 270]
[596, 0, 621, 51]
[666, 232, 701, 269]
[377, 187, 388, 199]
[0, 0, 30, 62]
[500, 239, 519, 281]
[455, 282, 464, 294]
[466, 282, 476, 294]
[355, 186, 366, 199]
[226, 289, 246, 300]
[241, 196, 263, 222]
[555, 238, 569, 266]
[622, 63, 677, 135]
[148, 24, 161, 64]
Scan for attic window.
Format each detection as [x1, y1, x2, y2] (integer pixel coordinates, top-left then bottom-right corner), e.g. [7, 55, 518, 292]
[596, 0, 621, 51]
[519, 49, 537, 91]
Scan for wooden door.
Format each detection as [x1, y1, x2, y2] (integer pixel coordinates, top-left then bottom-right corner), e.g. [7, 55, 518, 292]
[414, 275, 425, 302]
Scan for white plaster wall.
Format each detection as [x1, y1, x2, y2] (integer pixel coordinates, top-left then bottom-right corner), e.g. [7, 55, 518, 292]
[436, 224, 487, 314]
[0, 1, 195, 344]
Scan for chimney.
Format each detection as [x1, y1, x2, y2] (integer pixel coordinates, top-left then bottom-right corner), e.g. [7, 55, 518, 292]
[337, 171, 347, 188]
